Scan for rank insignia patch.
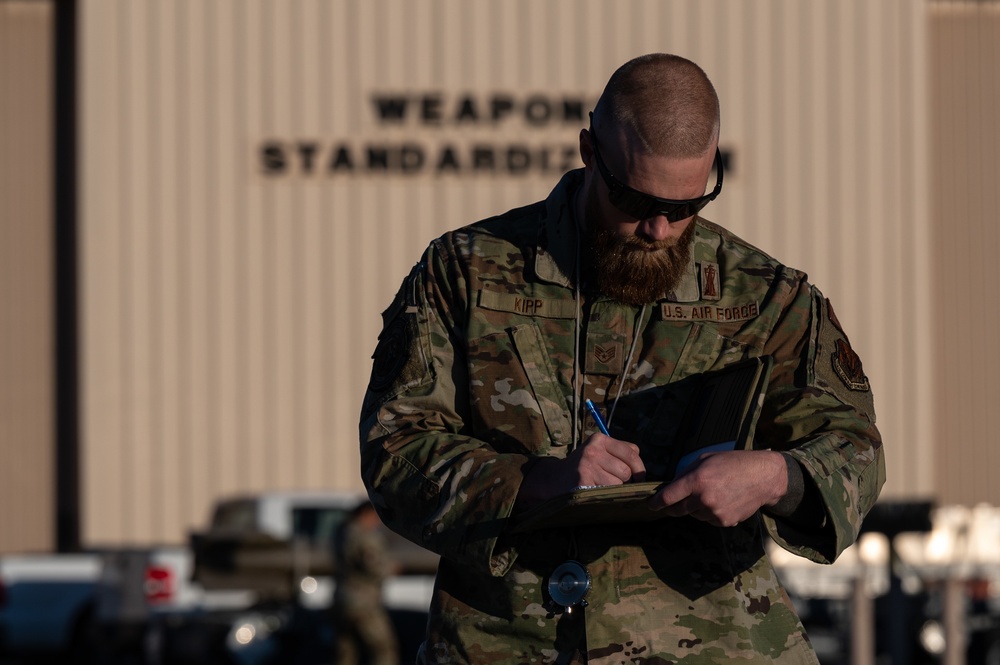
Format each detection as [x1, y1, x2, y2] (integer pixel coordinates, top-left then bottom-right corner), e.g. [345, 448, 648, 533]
[832, 338, 870, 392]
[594, 344, 617, 364]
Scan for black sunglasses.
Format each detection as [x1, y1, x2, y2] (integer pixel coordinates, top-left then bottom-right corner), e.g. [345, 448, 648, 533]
[589, 121, 723, 223]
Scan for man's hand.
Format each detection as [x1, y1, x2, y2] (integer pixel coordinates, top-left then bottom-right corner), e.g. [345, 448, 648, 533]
[649, 450, 788, 527]
[515, 434, 646, 510]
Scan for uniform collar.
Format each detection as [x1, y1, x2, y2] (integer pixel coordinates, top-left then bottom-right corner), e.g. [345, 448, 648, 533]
[667, 252, 701, 302]
[532, 169, 710, 302]
[534, 169, 584, 288]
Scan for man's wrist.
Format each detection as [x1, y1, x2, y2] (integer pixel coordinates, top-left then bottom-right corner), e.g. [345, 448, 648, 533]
[764, 452, 829, 531]
[766, 453, 805, 517]
[514, 457, 558, 512]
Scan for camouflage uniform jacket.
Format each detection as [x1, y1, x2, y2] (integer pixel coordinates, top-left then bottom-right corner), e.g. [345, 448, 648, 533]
[360, 169, 885, 664]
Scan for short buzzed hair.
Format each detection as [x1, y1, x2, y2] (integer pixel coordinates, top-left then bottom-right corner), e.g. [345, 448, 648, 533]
[592, 53, 720, 158]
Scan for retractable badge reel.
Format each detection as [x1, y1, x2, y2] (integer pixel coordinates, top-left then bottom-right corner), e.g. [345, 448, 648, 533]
[548, 561, 591, 614]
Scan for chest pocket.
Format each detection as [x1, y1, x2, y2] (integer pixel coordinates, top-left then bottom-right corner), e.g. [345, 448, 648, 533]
[469, 287, 577, 453]
[465, 321, 574, 455]
[509, 324, 574, 447]
[668, 322, 757, 382]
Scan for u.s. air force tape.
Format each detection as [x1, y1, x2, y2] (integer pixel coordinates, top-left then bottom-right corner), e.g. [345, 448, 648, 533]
[548, 561, 591, 609]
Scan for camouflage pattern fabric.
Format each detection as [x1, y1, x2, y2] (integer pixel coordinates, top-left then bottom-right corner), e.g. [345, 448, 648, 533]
[359, 169, 885, 664]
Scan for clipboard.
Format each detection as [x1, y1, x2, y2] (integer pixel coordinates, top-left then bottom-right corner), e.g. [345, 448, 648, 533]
[510, 356, 773, 533]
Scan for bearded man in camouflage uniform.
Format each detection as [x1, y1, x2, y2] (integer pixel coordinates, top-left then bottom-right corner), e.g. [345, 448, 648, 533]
[359, 53, 885, 664]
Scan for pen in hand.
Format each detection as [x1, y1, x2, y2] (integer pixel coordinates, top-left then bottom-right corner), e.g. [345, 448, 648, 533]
[585, 399, 610, 436]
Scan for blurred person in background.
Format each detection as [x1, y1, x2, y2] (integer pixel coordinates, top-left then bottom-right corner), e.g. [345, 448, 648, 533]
[332, 501, 398, 665]
[360, 53, 885, 664]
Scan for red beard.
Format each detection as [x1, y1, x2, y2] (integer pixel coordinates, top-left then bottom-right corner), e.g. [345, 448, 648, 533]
[583, 186, 696, 305]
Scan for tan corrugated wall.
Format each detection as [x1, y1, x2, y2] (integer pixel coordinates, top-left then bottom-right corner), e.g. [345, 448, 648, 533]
[77, 0, 936, 546]
[0, 1, 55, 552]
[930, 2, 1000, 507]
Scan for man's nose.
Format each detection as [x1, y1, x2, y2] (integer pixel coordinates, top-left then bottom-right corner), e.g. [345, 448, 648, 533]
[637, 216, 688, 242]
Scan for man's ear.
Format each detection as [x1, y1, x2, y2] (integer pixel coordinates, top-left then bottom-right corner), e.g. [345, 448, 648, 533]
[579, 127, 595, 169]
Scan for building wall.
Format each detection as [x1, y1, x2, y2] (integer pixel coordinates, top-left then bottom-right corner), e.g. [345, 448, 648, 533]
[0, 0, 56, 552]
[930, 2, 1000, 506]
[68, 0, 938, 546]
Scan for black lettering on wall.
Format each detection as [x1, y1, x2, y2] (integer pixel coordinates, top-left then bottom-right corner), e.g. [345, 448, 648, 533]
[400, 144, 425, 173]
[472, 146, 495, 172]
[369, 92, 597, 126]
[297, 142, 320, 173]
[524, 96, 551, 125]
[368, 146, 390, 170]
[330, 146, 354, 172]
[373, 96, 409, 122]
[257, 141, 595, 177]
[507, 146, 531, 174]
[491, 95, 514, 122]
[261, 142, 286, 174]
[560, 145, 579, 172]
[455, 97, 478, 123]
[561, 99, 585, 122]
[421, 95, 443, 124]
[437, 145, 461, 172]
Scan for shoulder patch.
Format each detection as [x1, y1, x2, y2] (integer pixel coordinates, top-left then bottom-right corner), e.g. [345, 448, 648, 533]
[813, 297, 875, 420]
[825, 300, 870, 392]
[369, 314, 412, 393]
[832, 338, 870, 392]
[368, 265, 423, 395]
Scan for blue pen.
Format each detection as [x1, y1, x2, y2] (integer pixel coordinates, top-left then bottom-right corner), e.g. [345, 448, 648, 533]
[585, 399, 610, 436]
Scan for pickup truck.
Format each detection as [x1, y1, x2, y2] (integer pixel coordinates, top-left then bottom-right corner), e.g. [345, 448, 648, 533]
[0, 490, 437, 665]
[189, 489, 437, 605]
[0, 551, 103, 658]
[184, 490, 437, 664]
[0, 545, 250, 663]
